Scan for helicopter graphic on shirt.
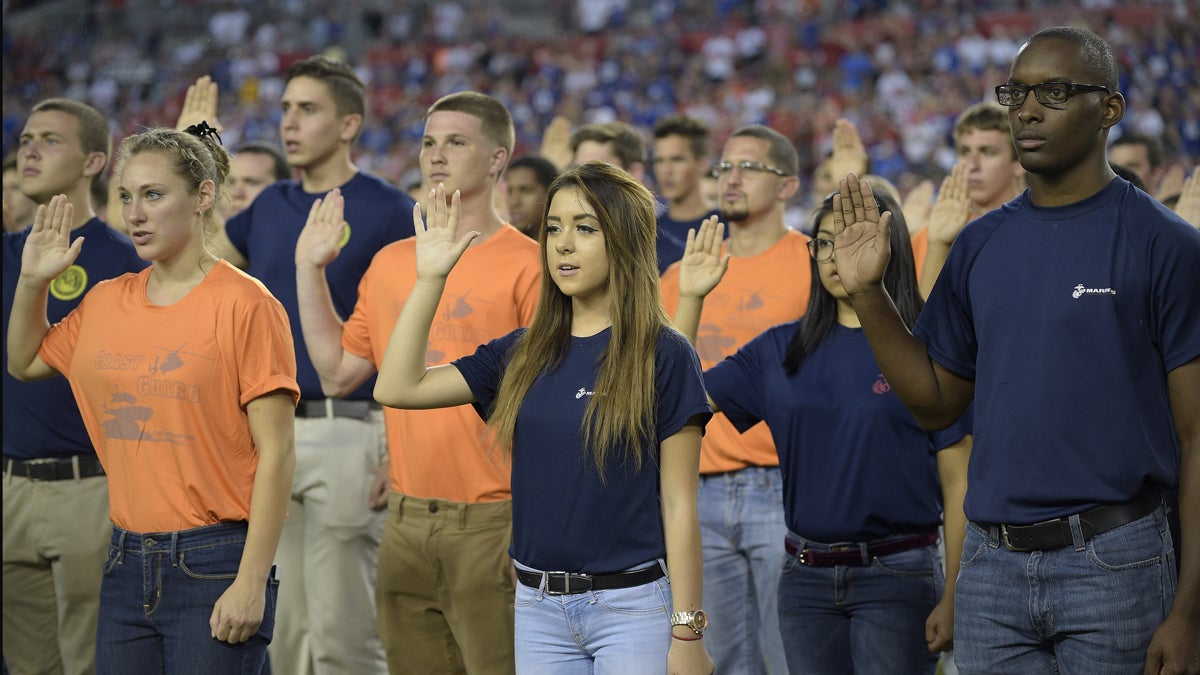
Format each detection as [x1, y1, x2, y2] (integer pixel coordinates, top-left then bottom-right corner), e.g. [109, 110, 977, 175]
[147, 343, 212, 375]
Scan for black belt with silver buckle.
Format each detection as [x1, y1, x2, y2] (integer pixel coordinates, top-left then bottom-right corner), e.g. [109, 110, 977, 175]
[3, 455, 105, 481]
[294, 399, 381, 420]
[982, 490, 1163, 552]
[516, 565, 665, 595]
[785, 532, 940, 567]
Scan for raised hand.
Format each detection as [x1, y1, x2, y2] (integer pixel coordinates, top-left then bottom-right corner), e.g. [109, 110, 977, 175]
[826, 118, 870, 185]
[1173, 166, 1200, 229]
[1154, 162, 1185, 204]
[21, 195, 82, 283]
[176, 75, 222, 133]
[927, 162, 972, 246]
[677, 215, 729, 299]
[539, 115, 573, 172]
[295, 188, 345, 269]
[832, 173, 891, 296]
[901, 179, 935, 235]
[413, 184, 476, 281]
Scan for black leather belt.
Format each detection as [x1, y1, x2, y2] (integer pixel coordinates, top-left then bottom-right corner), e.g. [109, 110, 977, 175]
[980, 490, 1163, 552]
[4, 455, 105, 481]
[786, 532, 939, 567]
[516, 565, 665, 595]
[295, 399, 381, 420]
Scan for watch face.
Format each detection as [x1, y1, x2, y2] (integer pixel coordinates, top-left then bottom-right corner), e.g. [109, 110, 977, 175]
[692, 610, 708, 631]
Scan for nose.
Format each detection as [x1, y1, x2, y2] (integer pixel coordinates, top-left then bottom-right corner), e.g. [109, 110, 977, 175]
[124, 196, 145, 225]
[280, 109, 298, 131]
[556, 231, 574, 253]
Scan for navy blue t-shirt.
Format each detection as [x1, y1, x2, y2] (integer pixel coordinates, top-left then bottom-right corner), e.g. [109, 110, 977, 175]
[656, 209, 722, 275]
[454, 326, 712, 573]
[3, 217, 148, 460]
[224, 173, 415, 400]
[915, 178, 1200, 524]
[706, 321, 970, 541]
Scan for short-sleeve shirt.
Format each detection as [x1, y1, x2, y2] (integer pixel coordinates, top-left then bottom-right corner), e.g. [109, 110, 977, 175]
[660, 230, 812, 473]
[39, 262, 300, 532]
[454, 326, 712, 573]
[2, 217, 148, 460]
[915, 178, 1200, 524]
[342, 225, 541, 503]
[224, 173, 415, 400]
[706, 321, 970, 541]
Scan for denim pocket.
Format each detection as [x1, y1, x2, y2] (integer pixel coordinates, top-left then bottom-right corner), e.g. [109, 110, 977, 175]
[596, 579, 670, 616]
[102, 544, 121, 575]
[178, 544, 240, 580]
[959, 524, 991, 569]
[1086, 514, 1164, 571]
[871, 546, 936, 576]
[514, 580, 538, 607]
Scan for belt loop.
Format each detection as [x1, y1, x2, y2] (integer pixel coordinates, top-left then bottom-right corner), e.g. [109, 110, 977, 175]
[858, 542, 870, 565]
[325, 399, 335, 419]
[657, 558, 668, 577]
[984, 523, 1000, 548]
[115, 527, 126, 563]
[170, 531, 180, 565]
[1068, 514, 1086, 552]
[4, 458, 12, 485]
[72, 455, 82, 483]
[458, 503, 468, 529]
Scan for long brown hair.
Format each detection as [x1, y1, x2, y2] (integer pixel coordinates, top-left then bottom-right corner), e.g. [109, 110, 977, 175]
[487, 162, 668, 477]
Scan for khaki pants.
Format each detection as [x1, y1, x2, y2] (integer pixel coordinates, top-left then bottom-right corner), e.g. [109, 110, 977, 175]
[267, 411, 388, 675]
[2, 470, 110, 675]
[377, 494, 515, 675]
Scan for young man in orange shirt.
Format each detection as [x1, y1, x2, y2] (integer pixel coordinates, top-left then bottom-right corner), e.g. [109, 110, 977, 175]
[295, 91, 539, 675]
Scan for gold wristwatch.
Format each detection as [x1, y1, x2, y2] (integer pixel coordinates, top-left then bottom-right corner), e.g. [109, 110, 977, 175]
[669, 609, 708, 636]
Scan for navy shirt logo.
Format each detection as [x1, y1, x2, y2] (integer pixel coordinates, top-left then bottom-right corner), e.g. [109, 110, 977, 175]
[1071, 283, 1117, 299]
[50, 264, 88, 301]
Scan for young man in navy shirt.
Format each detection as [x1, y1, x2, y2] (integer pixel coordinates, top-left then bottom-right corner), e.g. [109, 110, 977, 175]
[3, 98, 147, 675]
[211, 56, 415, 675]
[652, 115, 721, 274]
[834, 27, 1200, 674]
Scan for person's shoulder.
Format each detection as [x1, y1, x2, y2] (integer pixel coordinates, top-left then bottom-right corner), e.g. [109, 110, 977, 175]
[1116, 179, 1199, 238]
[488, 225, 540, 252]
[655, 324, 700, 359]
[207, 260, 282, 302]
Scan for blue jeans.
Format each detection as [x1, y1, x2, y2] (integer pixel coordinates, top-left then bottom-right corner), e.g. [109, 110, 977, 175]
[777, 532, 942, 675]
[96, 522, 278, 675]
[513, 562, 671, 674]
[954, 507, 1175, 674]
[698, 466, 789, 675]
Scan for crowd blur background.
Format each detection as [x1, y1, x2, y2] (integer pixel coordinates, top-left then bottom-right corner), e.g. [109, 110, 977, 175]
[4, 0, 1198, 205]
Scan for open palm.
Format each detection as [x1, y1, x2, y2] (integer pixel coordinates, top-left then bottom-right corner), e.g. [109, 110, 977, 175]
[677, 215, 729, 299]
[414, 184, 476, 281]
[832, 174, 891, 296]
[927, 162, 972, 246]
[295, 188, 346, 268]
[22, 195, 82, 282]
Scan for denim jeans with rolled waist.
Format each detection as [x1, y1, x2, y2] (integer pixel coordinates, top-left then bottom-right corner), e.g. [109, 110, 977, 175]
[697, 466, 789, 675]
[777, 531, 943, 675]
[513, 560, 672, 674]
[954, 505, 1175, 675]
[96, 521, 277, 675]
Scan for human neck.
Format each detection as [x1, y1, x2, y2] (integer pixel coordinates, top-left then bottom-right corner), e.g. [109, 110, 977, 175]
[1027, 152, 1115, 208]
[570, 297, 612, 337]
[835, 297, 861, 328]
[300, 153, 357, 194]
[148, 247, 217, 305]
[667, 190, 710, 221]
[453, 187, 506, 245]
[726, 215, 787, 258]
[38, 185, 96, 231]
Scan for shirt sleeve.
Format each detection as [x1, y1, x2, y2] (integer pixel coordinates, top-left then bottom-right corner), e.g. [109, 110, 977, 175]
[702, 327, 774, 433]
[38, 298, 88, 375]
[453, 329, 524, 422]
[223, 208, 252, 260]
[913, 239, 979, 381]
[654, 328, 713, 442]
[235, 297, 300, 407]
[341, 267, 375, 363]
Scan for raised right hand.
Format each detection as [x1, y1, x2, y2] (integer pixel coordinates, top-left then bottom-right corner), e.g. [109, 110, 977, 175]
[927, 162, 972, 246]
[176, 75, 222, 133]
[294, 188, 345, 269]
[21, 195, 82, 283]
[832, 173, 891, 296]
[414, 184, 477, 281]
[677, 215, 729, 299]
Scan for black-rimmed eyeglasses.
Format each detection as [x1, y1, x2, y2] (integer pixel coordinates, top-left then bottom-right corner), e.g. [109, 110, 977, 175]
[995, 81, 1110, 107]
[712, 160, 789, 177]
[807, 238, 834, 262]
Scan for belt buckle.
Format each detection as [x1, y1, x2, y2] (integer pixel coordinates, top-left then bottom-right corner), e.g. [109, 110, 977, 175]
[546, 572, 591, 595]
[1000, 525, 1031, 552]
[798, 549, 813, 566]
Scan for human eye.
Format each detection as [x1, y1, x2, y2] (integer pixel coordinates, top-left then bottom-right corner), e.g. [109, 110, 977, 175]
[714, 161, 733, 175]
[145, 190, 162, 200]
[1042, 83, 1070, 104]
[119, 192, 131, 204]
[577, 223, 598, 234]
[1000, 85, 1025, 105]
[545, 223, 562, 235]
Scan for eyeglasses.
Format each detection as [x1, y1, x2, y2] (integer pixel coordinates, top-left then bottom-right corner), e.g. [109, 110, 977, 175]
[995, 81, 1110, 107]
[807, 238, 834, 262]
[712, 160, 789, 177]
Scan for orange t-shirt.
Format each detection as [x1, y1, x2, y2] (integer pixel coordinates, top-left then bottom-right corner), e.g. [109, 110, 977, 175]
[911, 228, 929, 278]
[39, 262, 300, 532]
[661, 229, 812, 474]
[343, 225, 541, 503]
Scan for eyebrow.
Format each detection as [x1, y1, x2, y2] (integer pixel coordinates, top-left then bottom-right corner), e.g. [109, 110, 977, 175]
[545, 212, 599, 223]
[119, 182, 168, 192]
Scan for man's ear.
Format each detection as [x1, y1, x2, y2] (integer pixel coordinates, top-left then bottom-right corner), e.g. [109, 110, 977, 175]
[83, 152, 107, 180]
[488, 146, 510, 182]
[340, 114, 364, 144]
[777, 175, 801, 201]
[1100, 92, 1125, 130]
